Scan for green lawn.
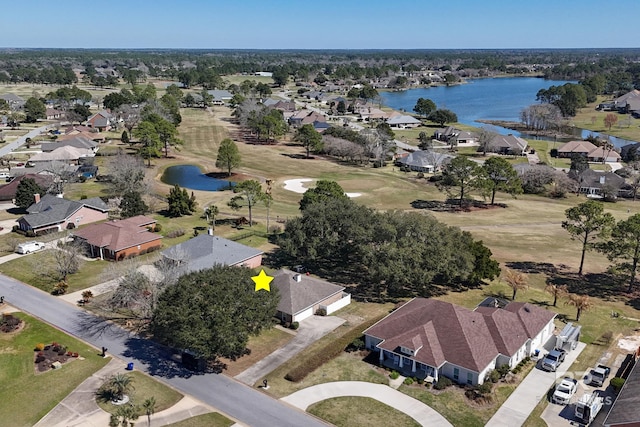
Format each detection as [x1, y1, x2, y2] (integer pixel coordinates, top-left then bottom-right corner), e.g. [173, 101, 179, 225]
[308, 397, 420, 427]
[0, 312, 109, 427]
[97, 370, 183, 414]
[165, 412, 234, 427]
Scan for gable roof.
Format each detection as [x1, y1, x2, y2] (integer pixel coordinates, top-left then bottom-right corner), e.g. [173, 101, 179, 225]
[557, 140, 598, 154]
[0, 93, 25, 103]
[271, 269, 345, 316]
[161, 234, 263, 273]
[387, 115, 421, 125]
[398, 150, 453, 169]
[577, 169, 626, 189]
[206, 89, 233, 100]
[587, 146, 621, 160]
[72, 215, 160, 252]
[41, 135, 98, 152]
[490, 134, 528, 152]
[365, 298, 556, 373]
[0, 174, 53, 201]
[20, 195, 108, 228]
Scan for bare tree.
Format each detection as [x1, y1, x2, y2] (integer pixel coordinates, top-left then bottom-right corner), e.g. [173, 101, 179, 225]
[117, 104, 142, 134]
[503, 268, 528, 300]
[544, 283, 567, 307]
[43, 160, 72, 195]
[106, 152, 149, 196]
[477, 127, 497, 156]
[51, 239, 85, 283]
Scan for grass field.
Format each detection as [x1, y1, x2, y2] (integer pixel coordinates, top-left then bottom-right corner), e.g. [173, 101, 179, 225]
[219, 326, 293, 376]
[96, 370, 183, 414]
[571, 95, 640, 143]
[166, 412, 234, 427]
[0, 312, 109, 427]
[308, 396, 420, 427]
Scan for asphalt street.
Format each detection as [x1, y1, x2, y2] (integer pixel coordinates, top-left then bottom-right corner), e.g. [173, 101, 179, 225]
[0, 273, 327, 427]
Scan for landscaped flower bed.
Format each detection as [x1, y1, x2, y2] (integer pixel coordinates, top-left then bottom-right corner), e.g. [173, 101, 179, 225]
[34, 342, 79, 373]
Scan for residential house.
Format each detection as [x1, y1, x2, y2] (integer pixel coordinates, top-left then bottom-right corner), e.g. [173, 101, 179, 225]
[72, 215, 161, 261]
[29, 146, 94, 164]
[364, 298, 556, 385]
[603, 354, 640, 427]
[160, 233, 263, 274]
[86, 110, 114, 131]
[207, 89, 233, 105]
[272, 100, 296, 113]
[434, 126, 458, 142]
[271, 269, 351, 323]
[556, 140, 598, 158]
[613, 89, 640, 113]
[0, 93, 25, 110]
[45, 108, 64, 120]
[489, 134, 528, 155]
[454, 131, 478, 144]
[0, 174, 53, 202]
[574, 169, 627, 199]
[288, 110, 327, 127]
[40, 135, 99, 154]
[587, 146, 621, 163]
[386, 114, 421, 128]
[18, 194, 109, 234]
[396, 150, 453, 173]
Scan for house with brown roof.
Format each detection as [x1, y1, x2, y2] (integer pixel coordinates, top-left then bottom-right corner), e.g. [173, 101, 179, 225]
[72, 215, 161, 261]
[489, 134, 528, 155]
[271, 269, 351, 323]
[364, 298, 556, 385]
[86, 110, 115, 131]
[0, 174, 53, 202]
[557, 140, 598, 158]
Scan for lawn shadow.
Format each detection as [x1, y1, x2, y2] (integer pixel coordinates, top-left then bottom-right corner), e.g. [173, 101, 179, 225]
[530, 299, 551, 307]
[505, 261, 559, 275]
[122, 337, 196, 379]
[546, 272, 626, 300]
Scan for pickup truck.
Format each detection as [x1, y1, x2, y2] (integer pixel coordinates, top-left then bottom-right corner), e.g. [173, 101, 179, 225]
[542, 349, 567, 372]
[589, 364, 611, 387]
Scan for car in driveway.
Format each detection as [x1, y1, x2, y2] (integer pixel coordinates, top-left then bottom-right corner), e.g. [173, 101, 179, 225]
[541, 349, 566, 372]
[552, 377, 577, 404]
[589, 364, 611, 387]
[16, 241, 45, 254]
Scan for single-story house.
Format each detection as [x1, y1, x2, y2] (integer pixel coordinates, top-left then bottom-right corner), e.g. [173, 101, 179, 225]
[587, 146, 621, 163]
[288, 110, 327, 127]
[271, 269, 351, 323]
[489, 134, 528, 155]
[603, 355, 640, 427]
[29, 146, 94, 163]
[45, 108, 64, 120]
[556, 140, 598, 158]
[40, 135, 99, 154]
[18, 194, 109, 235]
[575, 169, 627, 199]
[72, 215, 161, 261]
[386, 114, 421, 128]
[364, 298, 556, 385]
[0, 174, 53, 201]
[160, 233, 263, 274]
[396, 150, 453, 173]
[207, 90, 233, 105]
[434, 126, 458, 141]
[0, 93, 25, 110]
[86, 110, 115, 131]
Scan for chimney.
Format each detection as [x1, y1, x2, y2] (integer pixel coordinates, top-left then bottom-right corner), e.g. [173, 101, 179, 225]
[599, 176, 606, 184]
[34, 193, 40, 204]
[293, 274, 302, 283]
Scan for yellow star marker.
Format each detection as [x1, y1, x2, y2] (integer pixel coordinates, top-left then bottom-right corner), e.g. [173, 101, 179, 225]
[252, 269, 273, 292]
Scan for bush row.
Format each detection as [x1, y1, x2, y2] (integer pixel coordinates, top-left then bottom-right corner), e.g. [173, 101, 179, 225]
[284, 315, 385, 383]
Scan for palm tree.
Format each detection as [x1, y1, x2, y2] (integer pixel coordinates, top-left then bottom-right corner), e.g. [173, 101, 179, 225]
[108, 373, 134, 401]
[544, 283, 567, 307]
[142, 397, 156, 426]
[565, 294, 594, 321]
[503, 269, 528, 300]
[204, 205, 219, 232]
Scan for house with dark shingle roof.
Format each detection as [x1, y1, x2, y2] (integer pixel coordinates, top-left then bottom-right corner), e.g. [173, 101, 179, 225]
[18, 194, 109, 234]
[160, 233, 263, 274]
[271, 269, 351, 323]
[0, 174, 53, 201]
[603, 356, 640, 427]
[364, 298, 556, 385]
[86, 110, 114, 131]
[72, 215, 161, 260]
[489, 134, 528, 155]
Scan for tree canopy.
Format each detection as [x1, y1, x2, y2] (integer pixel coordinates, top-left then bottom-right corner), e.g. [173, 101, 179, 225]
[150, 265, 280, 361]
[437, 155, 484, 206]
[598, 214, 640, 292]
[294, 124, 323, 158]
[413, 97, 436, 117]
[481, 157, 522, 204]
[215, 138, 241, 176]
[167, 184, 196, 217]
[228, 180, 266, 226]
[15, 178, 46, 209]
[428, 109, 457, 126]
[299, 180, 348, 211]
[24, 97, 45, 122]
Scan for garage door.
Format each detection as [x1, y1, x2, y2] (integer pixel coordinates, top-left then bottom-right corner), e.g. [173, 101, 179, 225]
[294, 307, 314, 322]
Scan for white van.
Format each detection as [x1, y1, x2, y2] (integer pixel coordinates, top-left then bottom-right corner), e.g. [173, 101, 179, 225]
[16, 241, 45, 254]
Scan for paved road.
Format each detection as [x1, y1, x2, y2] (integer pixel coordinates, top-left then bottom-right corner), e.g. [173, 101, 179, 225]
[281, 381, 452, 427]
[0, 273, 327, 427]
[0, 123, 52, 157]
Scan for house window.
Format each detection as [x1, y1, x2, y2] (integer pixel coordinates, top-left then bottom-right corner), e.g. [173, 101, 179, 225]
[467, 372, 473, 385]
[453, 367, 459, 381]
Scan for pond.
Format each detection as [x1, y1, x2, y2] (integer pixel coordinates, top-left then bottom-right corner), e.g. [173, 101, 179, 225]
[162, 165, 235, 191]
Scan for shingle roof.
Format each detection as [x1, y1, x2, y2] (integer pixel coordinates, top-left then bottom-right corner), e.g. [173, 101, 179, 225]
[72, 216, 160, 251]
[271, 269, 345, 316]
[603, 357, 640, 425]
[557, 140, 598, 154]
[206, 90, 233, 100]
[29, 146, 93, 162]
[161, 234, 263, 273]
[41, 135, 97, 152]
[21, 195, 108, 228]
[387, 115, 421, 125]
[0, 174, 53, 201]
[365, 298, 556, 372]
[490, 134, 528, 152]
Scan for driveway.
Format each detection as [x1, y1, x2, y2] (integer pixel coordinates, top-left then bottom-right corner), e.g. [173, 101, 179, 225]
[281, 381, 452, 427]
[0, 273, 328, 427]
[235, 315, 345, 385]
[485, 342, 586, 427]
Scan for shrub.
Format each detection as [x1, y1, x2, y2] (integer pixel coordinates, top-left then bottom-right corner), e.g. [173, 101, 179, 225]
[1, 314, 22, 332]
[284, 314, 385, 383]
[290, 321, 299, 330]
[477, 382, 493, 395]
[35, 343, 45, 351]
[403, 377, 414, 385]
[433, 377, 453, 390]
[154, 223, 162, 232]
[52, 281, 69, 295]
[610, 377, 625, 392]
[166, 229, 185, 238]
[316, 307, 327, 316]
[80, 194, 88, 200]
[417, 172, 425, 179]
[347, 337, 365, 352]
[35, 352, 45, 363]
[416, 377, 424, 385]
[488, 369, 501, 383]
[497, 364, 511, 378]
[512, 366, 521, 374]
[389, 370, 400, 380]
[26, 230, 36, 238]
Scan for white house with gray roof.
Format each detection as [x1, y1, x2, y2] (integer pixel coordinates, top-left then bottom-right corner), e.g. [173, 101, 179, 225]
[160, 233, 263, 274]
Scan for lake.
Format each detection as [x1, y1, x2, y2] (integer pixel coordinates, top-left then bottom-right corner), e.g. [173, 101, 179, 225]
[379, 77, 638, 148]
[162, 165, 235, 191]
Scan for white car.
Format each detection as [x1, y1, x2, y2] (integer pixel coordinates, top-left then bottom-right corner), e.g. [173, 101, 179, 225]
[15, 241, 46, 254]
[552, 378, 577, 405]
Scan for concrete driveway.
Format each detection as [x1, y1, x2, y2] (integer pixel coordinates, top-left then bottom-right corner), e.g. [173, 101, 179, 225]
[235, 315, 345, 385]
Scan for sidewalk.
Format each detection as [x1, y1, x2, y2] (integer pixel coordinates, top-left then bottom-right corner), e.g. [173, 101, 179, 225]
[486, 342, 586, 427]
[281, 381, 452, 427]
[34, 358, 216, 427]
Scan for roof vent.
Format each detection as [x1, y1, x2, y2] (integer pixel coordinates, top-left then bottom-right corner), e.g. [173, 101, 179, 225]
[293, 274, 302, 283]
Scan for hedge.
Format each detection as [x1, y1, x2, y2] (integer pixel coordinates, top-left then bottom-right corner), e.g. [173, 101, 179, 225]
[284, 314, 385, 382]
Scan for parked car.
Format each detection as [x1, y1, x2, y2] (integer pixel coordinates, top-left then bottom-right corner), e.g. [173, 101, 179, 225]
[0, 172, 10, 180]
[541, 349, 567, 372]
[15, 241, 45, 254]
[15, 162, 24, 167]
[589, 364, 611, 387]
[575, 392, 604, 424]
[552, 377, 577, 404]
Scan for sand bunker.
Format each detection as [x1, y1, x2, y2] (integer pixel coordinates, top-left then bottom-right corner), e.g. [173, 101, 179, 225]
[283, 178, 361, 198]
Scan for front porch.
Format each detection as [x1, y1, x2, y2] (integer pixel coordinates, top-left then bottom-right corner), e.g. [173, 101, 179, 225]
[377, 349, 439, 382]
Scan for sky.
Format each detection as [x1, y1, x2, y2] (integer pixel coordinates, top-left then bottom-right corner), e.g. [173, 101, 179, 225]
[2, 0, 640, 49]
